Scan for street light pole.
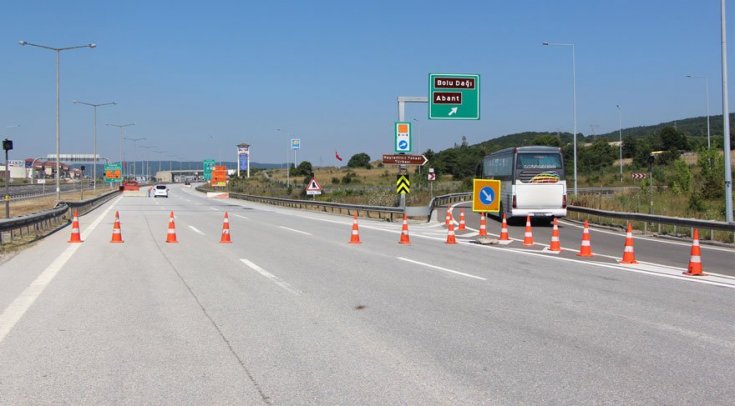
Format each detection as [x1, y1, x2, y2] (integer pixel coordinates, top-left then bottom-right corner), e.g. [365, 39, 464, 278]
[73, 101, 115, 191]
[124, 137, 146, 179]
[106, 123, 135, 179]
[543, 41, 578, 196]
[617, 104, 623, 182]
[720, 0, 733, 223]
[140, 145, 157, 182]
[19, 40, 96, 200]
[685, 75, 711, 150]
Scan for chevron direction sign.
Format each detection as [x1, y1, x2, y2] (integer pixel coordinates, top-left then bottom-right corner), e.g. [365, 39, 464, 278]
[396, 175, 410, 194]
[631, 173, 647, 179]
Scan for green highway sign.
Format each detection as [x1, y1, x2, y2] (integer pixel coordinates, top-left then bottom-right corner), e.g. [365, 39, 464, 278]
[104, 163, 122, 182]
[429, 73, 480, 120]
[203, 159, 215, 181]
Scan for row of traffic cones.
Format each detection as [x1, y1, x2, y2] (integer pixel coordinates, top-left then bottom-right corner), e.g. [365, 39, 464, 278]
[68, 210, 233, 245]
[350, 210, 705, 276]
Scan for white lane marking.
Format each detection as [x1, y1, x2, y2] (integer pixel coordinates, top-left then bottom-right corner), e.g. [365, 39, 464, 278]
[210, 207, 219, 211]
[222, 200, 734, 289]
[279, 226, 312, 236]
[234, 214, 249, 220]
[397, 257, 487, 281]
[0, 196, 121, 345]
[558, 219, 733, 253]
[188, 225, 205, 235]
[240, 259, 300, 295]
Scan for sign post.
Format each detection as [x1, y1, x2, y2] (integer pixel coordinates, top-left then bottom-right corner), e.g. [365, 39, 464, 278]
[429, 73, 480, 120]
[203, 159, 215, 181]
[394, 122, 412, 153]
[472, 179, 501, 213]
[305, 178, 322, 200]
[104, 163, 122, 186]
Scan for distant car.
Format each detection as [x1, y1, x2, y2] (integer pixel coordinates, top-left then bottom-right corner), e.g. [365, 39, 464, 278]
[153, 184, 169, 198]
[184, 180, 191, 186]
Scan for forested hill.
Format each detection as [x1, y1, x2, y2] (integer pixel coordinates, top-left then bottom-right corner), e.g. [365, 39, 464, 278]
[594, 113, 735, 141]
[472, 113, 734, 151]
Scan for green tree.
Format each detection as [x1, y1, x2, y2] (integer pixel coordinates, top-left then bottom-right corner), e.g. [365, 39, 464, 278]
[531, 134, 561, 147]
[622, 134, 638, 158]
[696, 148, 724, 199]
[669, 159, 692, 195]
[659, 126, 689, 151]
[292, 161, 313, 176]
[578, 139, 615, 172]
[347, 153, 371, 168]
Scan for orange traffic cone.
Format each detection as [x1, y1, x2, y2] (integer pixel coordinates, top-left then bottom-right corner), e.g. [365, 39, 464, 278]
[458, 209, 466, 231]
[349, 213, 361, 244]
[445, 211, 451, 228]
[548, 218, 561, 252]
[499, 213, 510, 241]
[577, 219, 593, 257]
[68, 210, 83, 243]
[446, 217, 457, 244]
[220, 211, 232, 243]
[110, 211, 124, 243]
[398, 213, 411, 244]
[523, 215, 534, 246]
[619, 223, 638, 264]
[683, 229, 704, 276]
[165, 211, 178, 243]
[478, 212, 488, 237]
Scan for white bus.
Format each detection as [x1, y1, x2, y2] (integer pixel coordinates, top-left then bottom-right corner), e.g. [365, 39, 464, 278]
[481, 146, 567, 221]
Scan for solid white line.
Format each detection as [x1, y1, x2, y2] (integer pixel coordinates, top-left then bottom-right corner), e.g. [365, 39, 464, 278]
[279, 226, 312, 236]
[209, 207, 219, 211]
[558, 219, 733, 253]
[233, 214, 249, 220]
[0, 196, 121, 345]
[240, 258, 300, 295]
[188, 225, 205, 235]
[397, 257, 487, 281]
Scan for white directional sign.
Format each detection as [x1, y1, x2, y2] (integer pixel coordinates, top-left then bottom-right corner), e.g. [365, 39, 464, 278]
[291, 138, 301, 150]
[394, 122, 412, 153]
[306, 178, 322, 195]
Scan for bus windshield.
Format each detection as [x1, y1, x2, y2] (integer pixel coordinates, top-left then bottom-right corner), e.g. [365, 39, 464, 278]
[516, 153, 563, 170]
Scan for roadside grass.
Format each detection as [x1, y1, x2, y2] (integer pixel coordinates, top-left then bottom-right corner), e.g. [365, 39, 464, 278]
[6, 188, 114, 218]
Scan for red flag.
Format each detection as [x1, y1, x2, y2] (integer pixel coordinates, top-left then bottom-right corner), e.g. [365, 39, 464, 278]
[335, 151, 343, 161]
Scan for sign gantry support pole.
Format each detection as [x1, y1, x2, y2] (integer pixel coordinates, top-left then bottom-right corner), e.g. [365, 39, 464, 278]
[397, 97, 428, 208]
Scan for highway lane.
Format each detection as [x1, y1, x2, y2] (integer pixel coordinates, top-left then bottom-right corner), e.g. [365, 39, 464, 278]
[440, 203, 735, 277]
[0, 184, 734, 404]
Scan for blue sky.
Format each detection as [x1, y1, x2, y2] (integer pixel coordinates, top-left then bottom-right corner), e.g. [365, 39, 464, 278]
[0, 0, 732, 165]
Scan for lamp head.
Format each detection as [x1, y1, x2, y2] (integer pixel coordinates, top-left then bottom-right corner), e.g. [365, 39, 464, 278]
[542, 42, 550, 46]
[89, 43, 96, 48]
[18, 40, 27, 46]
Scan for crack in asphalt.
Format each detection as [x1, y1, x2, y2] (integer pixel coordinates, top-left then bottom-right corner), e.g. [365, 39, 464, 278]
[143, 215, 272, 404]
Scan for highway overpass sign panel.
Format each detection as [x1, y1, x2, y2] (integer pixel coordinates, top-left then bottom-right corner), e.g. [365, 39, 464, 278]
[429, 73, 480, 120]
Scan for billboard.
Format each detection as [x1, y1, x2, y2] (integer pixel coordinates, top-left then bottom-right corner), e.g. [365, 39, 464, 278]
[238, 153, 249, 170]
[211, 165, 228, 187]
[237, 143, 250, 178]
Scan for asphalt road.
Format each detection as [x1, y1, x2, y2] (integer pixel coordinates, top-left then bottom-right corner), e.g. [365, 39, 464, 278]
[0, 184, 733, 404]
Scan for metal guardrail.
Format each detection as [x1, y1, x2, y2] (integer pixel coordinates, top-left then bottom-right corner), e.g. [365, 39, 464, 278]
[0, 190, 120, 246]
[200, 186, 734, 241]
[214, 189, 404, 221]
